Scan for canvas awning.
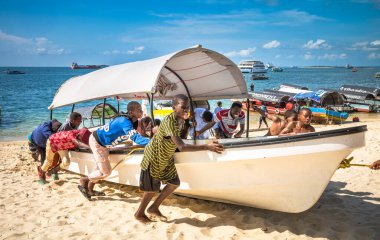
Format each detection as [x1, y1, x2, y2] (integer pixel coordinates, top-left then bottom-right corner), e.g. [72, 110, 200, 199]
[49, 46, 248, 109]
[340, 85, 380, 96]
[250, 92, 290, 103]
[293, 90, 345, 106]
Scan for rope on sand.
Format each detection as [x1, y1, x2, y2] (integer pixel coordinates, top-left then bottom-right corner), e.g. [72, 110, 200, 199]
[339, 157, 376, 169]
[111, 148, 144, 171]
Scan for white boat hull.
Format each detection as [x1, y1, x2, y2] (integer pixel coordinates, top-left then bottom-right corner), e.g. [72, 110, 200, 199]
[66, 126, 366, 213]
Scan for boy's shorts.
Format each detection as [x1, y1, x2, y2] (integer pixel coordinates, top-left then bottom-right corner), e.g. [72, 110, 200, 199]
[139, 165, 180, 192]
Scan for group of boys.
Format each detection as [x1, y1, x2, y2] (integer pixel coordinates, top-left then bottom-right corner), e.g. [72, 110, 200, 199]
[29, 95, 317, 224]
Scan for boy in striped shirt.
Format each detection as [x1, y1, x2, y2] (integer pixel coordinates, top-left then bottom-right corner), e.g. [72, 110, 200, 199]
[196, 101, 245, 139]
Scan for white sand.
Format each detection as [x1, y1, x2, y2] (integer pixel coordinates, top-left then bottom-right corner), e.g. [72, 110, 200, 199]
[0, 121, 379, 240]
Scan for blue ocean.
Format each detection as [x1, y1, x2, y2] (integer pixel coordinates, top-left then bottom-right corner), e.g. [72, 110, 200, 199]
[1, 66, 380, 141]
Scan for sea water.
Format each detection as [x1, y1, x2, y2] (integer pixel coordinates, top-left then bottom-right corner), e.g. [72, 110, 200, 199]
[1, 66, 380, 141]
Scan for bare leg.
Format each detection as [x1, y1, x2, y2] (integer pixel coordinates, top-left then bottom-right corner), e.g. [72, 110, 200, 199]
[147, 184, 178, 220]
[88, 181, 95, 194]
[134, 192, 155, 223]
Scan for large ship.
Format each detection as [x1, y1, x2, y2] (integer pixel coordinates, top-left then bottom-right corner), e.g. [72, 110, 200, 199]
[238, 60, 267, 74]
[71, 62, 108, 70]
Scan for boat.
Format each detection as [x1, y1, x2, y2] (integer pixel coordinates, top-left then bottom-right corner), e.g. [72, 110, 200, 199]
[266, 62, 274, 69]
[238, 60, 267, 74]
[49, 45, 366, 213]
[272, 67, 283, 72]
[346, 64, 353, 69]
[307, 107, 348, 124]
[71, 62, 108, 70]
[338, 85, 380, 112]
[376, 72, 380, 78]
[352, 67, 358, 72]
[5, 69, 25, 74]
[250, 74, 269, 80]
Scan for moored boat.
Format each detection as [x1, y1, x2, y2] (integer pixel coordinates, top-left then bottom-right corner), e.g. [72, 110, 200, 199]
[50, 46, 367, 213]
[71, 62, 108, 70]
[5, 69, 25, 74]
[376, 72, 380, 78]
[272, 67, 283, 72]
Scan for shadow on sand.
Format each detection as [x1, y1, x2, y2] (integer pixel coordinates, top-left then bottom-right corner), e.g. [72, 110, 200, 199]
[166, 181, 380, 239]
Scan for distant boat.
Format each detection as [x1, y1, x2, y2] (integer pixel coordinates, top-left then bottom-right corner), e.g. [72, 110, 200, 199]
[5, 69, 25, 74]
[346, 64, 353, 69]
[272, 67, 283, 72]
[71, 62, 108, 70]
[352, 67, 358, 72]
[375, 72, 380, 78]
[238, 60, 267, 74]
[251, 74, 269, 80]
[266, 62, 274, 69]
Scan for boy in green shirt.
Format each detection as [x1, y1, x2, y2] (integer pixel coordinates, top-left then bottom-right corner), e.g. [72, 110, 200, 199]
[134, 94, 224, 223]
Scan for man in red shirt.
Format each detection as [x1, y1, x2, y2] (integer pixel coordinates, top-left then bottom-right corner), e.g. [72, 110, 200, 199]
[196, 101, 245, 139]
[37, 128, 91, 184]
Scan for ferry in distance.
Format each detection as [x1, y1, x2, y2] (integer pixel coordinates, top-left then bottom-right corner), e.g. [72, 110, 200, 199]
[238, 60, 267, 74]
[71, 62, 108, 70]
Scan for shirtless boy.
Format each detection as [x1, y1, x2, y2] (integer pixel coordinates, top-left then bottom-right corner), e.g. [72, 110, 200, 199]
[279, 108, 315, 135]
[254, 106, 298, 136]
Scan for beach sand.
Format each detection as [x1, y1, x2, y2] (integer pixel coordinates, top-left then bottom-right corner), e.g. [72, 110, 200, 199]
[0, 121, 379, 240]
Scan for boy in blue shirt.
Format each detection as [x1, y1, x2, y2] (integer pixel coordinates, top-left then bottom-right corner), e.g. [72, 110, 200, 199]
[28, 119, 62, 165]
[78, 101, 150, 200]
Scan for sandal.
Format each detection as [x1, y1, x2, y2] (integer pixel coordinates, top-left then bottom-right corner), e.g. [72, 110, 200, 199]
[90, 190, 106, 197]
[78, 185, 92, 201]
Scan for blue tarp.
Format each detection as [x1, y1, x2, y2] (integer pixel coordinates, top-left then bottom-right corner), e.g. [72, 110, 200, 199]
[293, 90, 327, 103]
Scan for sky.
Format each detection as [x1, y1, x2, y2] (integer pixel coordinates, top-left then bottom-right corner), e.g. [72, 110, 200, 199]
[0, 0, 380, 67]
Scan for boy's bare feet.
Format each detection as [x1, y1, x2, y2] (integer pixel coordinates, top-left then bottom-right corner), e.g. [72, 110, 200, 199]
[147, 207, 167, 221]
[134, 213, 152, 224]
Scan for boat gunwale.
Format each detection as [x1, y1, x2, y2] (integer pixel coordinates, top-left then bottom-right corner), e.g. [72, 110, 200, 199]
[72, 125, 367, 154]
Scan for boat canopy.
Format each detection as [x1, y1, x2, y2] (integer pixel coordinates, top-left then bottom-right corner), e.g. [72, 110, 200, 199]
[71, 103, 118, 127]
[338, 91, 376, 101]
[264, 89, 294, 97]
[49, 46, 248, 110]
[279, 83, 309, 90]
[340, 85, 380, 97]
[251, 91, 290, 103]
[293, 90, 345, 106]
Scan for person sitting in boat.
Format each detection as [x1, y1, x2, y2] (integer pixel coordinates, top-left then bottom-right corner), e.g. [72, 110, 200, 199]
[196, 101, 245, 139]
[28, 119, 62, 177]
[189, 108, 214, 140]
[137, 116, 154, 137]
[370, 160, 380, 170]
[58, 112, 82, 131]
[78, 101, 150, 200]
[134, 94, 224, 223]
[279, 108, 315, 135]
[214, 101, 223, 114]
[254, 106, 298, 136]
[37, 128, 92, 184]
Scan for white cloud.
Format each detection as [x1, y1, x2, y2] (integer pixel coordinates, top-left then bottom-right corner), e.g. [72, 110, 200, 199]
[304, 52, 314, 60]
[303, 39, 332, 49]
[273, 10, 332, 26]
[0, 30, 69, 55]
[275, 54, 281, 59]
[348, 41, 378, 51]
[318, 53, 347, 60]
[262, 40, 281, 49]
[368, 52, 380, 59]
[287, 55, 294, 59]
[101, 46, 145, 55]
[370, 40, 380, 46]
[224, 47, 256, 57]
[0, 30, 31, 44]
[127, 46, 145, 54]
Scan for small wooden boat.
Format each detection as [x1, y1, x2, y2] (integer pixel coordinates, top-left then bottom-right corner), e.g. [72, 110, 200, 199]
[49, 46, 367, 213]
[308, 107, 348, 124]
[376, 72, 380, 78]
[352, 67, 358, 72]
[5, 70, 25, 74]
